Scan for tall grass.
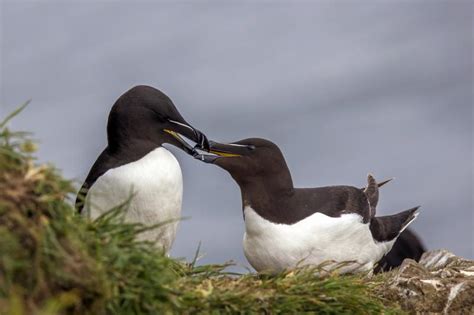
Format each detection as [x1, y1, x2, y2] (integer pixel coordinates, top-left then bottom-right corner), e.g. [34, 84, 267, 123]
[0, 105, 402, 314]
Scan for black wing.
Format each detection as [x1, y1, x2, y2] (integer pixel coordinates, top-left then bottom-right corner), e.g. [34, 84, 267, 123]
[277, 185, 372, 224]
[75, 142, 157, 213]
[75, 148, 115, 213]
[369, 206, 419, 243]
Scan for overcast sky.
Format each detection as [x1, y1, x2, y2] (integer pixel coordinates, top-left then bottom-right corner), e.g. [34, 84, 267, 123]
[1, 1, 472, 269]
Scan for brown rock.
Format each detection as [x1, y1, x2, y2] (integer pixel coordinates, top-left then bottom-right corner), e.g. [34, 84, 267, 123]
[379, 250, 474, 314]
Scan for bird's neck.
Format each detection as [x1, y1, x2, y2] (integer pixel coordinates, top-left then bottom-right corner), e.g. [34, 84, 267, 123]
[239, 172, 295, 220]
[107, 138, 162, 162]
[107, 116, 164, 153]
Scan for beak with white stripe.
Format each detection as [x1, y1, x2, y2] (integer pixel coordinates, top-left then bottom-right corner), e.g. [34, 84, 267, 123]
[162, 118, 210, 155]
[193, 140, 256, 163]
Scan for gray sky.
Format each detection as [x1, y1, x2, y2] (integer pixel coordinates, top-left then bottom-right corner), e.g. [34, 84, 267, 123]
[1, 1, 472, 269]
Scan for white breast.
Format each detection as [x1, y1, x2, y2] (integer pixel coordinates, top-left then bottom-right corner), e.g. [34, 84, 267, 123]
[242, 206, 394, 274]
[84, 147, 183, 253]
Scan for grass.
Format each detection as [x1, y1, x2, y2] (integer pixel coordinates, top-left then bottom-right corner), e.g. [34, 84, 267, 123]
[0, 105, 403, 314]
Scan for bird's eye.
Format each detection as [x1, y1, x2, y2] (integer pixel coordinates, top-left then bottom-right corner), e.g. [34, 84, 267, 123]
[248, 145, 256, 151]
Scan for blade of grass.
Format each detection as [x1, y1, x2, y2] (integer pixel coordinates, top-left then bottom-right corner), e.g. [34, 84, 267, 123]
[0, 100, 31, 129]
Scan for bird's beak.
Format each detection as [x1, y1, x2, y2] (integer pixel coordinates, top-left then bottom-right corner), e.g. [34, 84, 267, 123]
[164, 119, 210, 155]
[208, 141, 244, 157]
[193, 140, 252, 163]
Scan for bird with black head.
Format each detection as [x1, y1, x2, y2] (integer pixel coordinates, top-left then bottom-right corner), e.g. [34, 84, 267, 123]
[194, 138, 420, 274]
[77, 85, 209, 252]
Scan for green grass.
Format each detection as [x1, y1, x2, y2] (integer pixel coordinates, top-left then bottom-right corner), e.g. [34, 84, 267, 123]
[0, 105, 402, 314]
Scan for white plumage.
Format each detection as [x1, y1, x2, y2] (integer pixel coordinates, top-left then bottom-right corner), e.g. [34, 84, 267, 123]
[242, 206, 395, 274]
[84, 147, 183, 252]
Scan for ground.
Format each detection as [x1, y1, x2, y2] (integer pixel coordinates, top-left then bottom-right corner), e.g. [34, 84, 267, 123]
[1, 108, 472, 314]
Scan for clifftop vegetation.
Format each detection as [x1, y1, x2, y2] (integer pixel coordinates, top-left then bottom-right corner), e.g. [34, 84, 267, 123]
[1, 106, 472, 314]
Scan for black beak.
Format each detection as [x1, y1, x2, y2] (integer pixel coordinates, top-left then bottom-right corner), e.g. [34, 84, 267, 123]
[208, 141, 247, 156]
[193, 140, 252, 164]
[164, 119, 210, 155]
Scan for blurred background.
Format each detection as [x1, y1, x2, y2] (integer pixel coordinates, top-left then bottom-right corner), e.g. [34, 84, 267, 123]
[1, 1, 472, 269]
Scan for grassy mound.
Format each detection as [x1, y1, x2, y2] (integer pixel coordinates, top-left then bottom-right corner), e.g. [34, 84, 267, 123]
[0, 105, 401, 314]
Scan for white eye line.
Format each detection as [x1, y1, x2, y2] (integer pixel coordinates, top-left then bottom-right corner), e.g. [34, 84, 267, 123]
[227, 143, 249, 148]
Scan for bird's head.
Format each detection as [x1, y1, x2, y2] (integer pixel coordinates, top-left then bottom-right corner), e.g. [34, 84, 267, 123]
[107, 85, 209, 154]
[195, 138, 292, 188]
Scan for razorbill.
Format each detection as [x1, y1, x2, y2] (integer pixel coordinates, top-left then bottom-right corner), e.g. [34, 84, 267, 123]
[76, 85, 209, 253]
[194, 138, 420, 273]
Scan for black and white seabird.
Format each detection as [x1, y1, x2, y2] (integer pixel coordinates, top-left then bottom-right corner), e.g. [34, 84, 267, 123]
[194, 138, 420, 273]
[76, 85, 209, 252]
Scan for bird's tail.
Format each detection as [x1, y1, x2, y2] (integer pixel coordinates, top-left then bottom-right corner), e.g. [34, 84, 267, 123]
[360, 177, 393, 191]
[363, 173, 383, 217]
[369, 206, 420, 243]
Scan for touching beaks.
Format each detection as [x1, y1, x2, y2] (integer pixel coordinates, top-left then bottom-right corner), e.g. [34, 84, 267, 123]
[163, 119, 210, 155]
[192, 140, 255, 163]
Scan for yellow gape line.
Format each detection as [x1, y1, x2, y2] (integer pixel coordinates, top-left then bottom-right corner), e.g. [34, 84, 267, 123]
[209, 150, 241, 157]
[164, 129, 183, 141]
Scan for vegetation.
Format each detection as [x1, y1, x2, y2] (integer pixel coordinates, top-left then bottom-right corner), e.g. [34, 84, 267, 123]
[0, 105, 402, 314]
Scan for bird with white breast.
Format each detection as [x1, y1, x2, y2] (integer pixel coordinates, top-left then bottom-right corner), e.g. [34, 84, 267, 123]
[194, 138, 419, 274]
[76, 85, 209, 253]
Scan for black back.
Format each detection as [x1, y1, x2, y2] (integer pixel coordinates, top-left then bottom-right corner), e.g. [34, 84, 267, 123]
[211, 138, 372, 224]
[242, 185, 371, 225]
[207, 138, 419, 244]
